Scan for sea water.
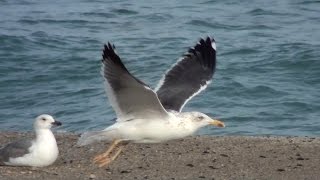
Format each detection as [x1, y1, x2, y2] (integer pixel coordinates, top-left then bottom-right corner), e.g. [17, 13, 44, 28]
[0, 0, 319, 136]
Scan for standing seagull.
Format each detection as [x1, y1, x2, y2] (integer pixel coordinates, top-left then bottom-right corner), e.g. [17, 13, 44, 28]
[0, 114, 62, 167]
[78, 37, 225, 167]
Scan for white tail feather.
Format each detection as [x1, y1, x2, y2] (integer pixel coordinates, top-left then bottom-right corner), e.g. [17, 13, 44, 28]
[77, 130, 116, 146]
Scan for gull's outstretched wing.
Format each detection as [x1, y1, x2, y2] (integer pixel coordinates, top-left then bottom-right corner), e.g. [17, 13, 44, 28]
[102, 43, 169, 121]
[155, 37, 216, 112]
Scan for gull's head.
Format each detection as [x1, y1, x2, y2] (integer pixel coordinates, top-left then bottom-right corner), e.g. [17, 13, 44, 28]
[34, 114, 62, 130]
[189, 112, 225, 129]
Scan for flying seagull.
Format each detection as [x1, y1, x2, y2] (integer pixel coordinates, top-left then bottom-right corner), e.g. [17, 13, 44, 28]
[0, 114, 62, 167]
[78, 37, 225, 167]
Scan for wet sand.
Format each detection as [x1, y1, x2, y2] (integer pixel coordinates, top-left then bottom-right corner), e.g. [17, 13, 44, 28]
[0, 132, 319, 180]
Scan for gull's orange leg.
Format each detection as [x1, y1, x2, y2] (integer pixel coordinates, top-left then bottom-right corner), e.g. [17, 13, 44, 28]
[93, 139, 122, 164]
[93, 139, 122, 167]
[97, 146, 123, 167]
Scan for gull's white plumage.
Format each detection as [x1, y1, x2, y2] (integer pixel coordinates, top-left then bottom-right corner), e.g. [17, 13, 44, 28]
[6, 129, 58, 167]
[79, 112, 216, 145]
[0, 114, 61, 167]
[78, 37, 225, 147]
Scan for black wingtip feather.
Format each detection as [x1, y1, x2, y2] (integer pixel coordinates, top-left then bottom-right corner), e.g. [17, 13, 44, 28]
[102, 42, 129, 73]
[156, 36, 217, 111]
[101, 42, 149, 87]
[185, 36, 216, 71]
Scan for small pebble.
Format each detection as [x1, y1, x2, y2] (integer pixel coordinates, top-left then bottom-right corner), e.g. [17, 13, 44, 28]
[89, 174, 96, 179]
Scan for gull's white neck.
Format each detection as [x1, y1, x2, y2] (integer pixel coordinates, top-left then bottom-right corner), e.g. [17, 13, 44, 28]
[35, 129, 55, 142]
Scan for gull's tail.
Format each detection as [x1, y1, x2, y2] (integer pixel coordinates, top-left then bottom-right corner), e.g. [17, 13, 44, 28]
[77, 130, 118, 146]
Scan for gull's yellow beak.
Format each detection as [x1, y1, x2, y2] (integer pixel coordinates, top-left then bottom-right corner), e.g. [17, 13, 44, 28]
[209, 119, 225, 128]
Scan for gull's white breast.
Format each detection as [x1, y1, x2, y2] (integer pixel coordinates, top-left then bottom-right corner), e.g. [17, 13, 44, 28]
[107, 113, 197, 143]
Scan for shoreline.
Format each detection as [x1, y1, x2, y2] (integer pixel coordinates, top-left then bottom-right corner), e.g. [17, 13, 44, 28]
[0, 132, 319, 179]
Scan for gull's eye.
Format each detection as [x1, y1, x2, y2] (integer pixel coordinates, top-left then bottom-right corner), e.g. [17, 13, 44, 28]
[198, 116, 204, 120]
[41, 118, 46, 121]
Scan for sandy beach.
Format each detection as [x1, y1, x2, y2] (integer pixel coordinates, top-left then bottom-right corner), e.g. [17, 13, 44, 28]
[0, 132, 319, 180]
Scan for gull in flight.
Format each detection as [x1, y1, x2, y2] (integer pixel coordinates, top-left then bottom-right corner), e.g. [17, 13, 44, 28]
[78, 37, 225, 167]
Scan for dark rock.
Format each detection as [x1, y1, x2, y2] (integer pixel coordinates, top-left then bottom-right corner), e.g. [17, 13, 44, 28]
[220, 154, 228, 157]
[186, 164, 194, 167]
[208, 165, 218, 169]
[202, 150, 210, 154]
[120, 170, 131, 173]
